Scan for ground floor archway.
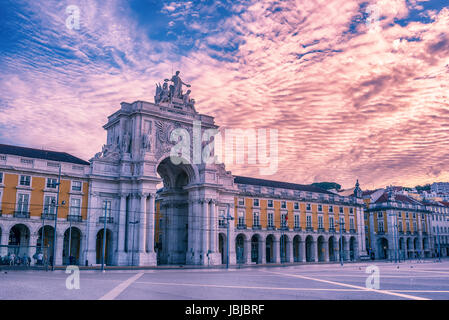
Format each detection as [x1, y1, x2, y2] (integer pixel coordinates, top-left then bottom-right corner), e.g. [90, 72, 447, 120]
[96, 229, 113, 265]
[63, 227, 81, 265]
[235, 234, 245, 264]
[266, 235, 274, 263]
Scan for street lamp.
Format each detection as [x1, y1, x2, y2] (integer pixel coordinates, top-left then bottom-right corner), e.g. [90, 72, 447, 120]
[220, 204, 234, 269]
[337, 219, 345, 266]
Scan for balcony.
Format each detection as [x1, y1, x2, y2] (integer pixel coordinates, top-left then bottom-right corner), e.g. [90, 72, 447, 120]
[14, 211, 30, 219]
[41, 212, 56, 220]
[318, 228, 325, 233]
[267, 226, 276, 230]
[350, 229, 357, 234]
[306, 226, 314, 232]
[67, 215, 82, 222]
[219, 222, 227, 229]
[377, 231, 385, 235]
[279, 226, 289, 231]
[237, 224, 247, 230]
[252, 225, 261, 230]
[294, 227, 302, 231]
[406, 231, 411, 235]
[99, 216, 114, 224]
[328, 227, 336, 233]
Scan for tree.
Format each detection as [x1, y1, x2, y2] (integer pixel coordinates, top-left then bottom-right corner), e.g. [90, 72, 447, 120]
[312, 182, 341, 191]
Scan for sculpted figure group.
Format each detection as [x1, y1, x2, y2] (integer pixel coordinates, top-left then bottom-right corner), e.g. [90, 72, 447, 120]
[155, 71, 196, 110]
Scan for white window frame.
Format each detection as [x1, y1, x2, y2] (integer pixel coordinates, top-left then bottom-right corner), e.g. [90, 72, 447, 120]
[0, 172, 3, 184]
[267, 212, 274, 227]
[294, 214, 300, 228]
[238, 211, 245, 226]
[253, 211, 260, 227]
[43, 195, 56, 215]
[268, 199, 273, 208]
[19, 175, 31, 187]
[329, 216, 334, 229]
[253, 198, 259, 207]
[71, 180, 82, 192]
[70, 197, 82, 216]
[16, 192, 30, 213]
[306, 215, 312, 228]
[318, 215, 323, 229]
[46, 178, 57, 189]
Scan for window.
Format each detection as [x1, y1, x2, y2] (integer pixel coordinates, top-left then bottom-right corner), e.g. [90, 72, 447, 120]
[253, 212, 260, 227]
[413, 221, 417, 231]
[281, 213, 287, 227]
[399, 221, 403, 232]
[268, 200, 273, 208]
[281, 201, 286, 209]
[0, 172, 3, 184]
[318, 215, 323, 229]
[238, 198, 244, 206]
[43, 196, 56, 214]
[422, 222, 426, 231]
[350, 208, 354, 214]
[70, 198, 81, 216]
[378, 212, 383, 218]
[406, 222, 410, 232]
[398, 212, 402, 218]
[219, 210, 225, 227]
[306, 215, 312, 228]
[19, 175, 31, 186]
[238, 211, 245, 226]
[294, 214, 300, 228]
[339, 207, 343, 214]
[17, 193, 29, 213]
[364, 212, 367, 219]
[350, 217, 355, 230]
[378, 221, 384, 232]
[306, 203, 311, 211]
[294, 202, 299, 210]
[329, 216, 335, 229]
[267, 212, 274, 227]
[329, 206, 333, 213]
[46, 178, 57, 189]
[72, 181, 82, 192]
[253, 199, 259, 207]
[318, 204, 322, 212]
[405, 212, 409, 218]
[413, 213, 416, 219]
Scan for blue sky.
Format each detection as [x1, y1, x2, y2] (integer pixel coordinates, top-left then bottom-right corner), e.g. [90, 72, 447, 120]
[0, 0, 448, 188]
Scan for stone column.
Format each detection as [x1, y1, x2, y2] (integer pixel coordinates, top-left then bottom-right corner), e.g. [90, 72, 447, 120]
[273, 239, 280, 263]
[139, 193, 147, 253]
[29, 233, 38, 265]
[201, 199, 209, 263]
[244, 239, 251, 264]
[193, 199, 201, 264]
[260, 237, 266, 264]
[186, 199, 194, 264]
[86, 193, 100, 265]
[286, 239, 293, 263]
[55, 232, 64, 266]
[324, 239, 329, 262]
[344, 239, 350, 261]
[312, 240, 317, 262]
[300, 240, 306, 262]
[147, 193, 155, 253]
[0, 229, 9, 256]
[334, 239, 340, 262]
[209, 200, 216, 252]
[115, 193, 127, 265]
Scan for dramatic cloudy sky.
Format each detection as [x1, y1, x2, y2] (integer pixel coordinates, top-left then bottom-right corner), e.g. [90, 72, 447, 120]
[0, 0, 448, 189]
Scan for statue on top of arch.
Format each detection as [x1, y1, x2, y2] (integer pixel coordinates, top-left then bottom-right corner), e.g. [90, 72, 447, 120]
[154, 71, 196, 111]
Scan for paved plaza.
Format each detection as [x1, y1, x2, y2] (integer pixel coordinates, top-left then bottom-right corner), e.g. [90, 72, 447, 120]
[1, 259, 449, 300]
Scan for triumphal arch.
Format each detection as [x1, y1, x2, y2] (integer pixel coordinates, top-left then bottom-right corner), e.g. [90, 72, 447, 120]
[85, 71, 237, 266]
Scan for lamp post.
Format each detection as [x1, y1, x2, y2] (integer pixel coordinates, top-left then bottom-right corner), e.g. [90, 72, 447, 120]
[51, 164, 62, 271]
[437, 226, 441, 262]
[338, 218, 345, 266]
[220, 204, 234, 269]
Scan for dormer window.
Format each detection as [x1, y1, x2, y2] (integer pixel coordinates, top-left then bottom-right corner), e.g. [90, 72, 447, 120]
[253, 199, 259, 207]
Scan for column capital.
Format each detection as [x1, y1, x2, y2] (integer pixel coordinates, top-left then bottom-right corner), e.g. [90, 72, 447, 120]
[119, 192, 129, 198]
[139, 192, 149, 199]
